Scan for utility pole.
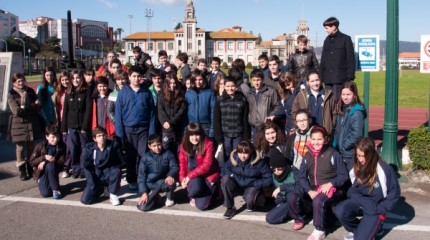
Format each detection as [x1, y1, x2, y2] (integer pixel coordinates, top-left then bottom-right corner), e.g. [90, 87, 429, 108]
[128, 15, 133, 35]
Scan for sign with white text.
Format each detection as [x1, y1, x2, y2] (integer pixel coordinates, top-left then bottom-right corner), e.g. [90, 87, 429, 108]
[355, 35, 380, 72]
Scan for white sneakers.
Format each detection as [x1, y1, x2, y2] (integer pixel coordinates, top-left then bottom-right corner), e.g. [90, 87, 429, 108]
[109, 193, 120, 206]
[165, 198, 175, 207]
[307, 229, 326, 240]
[344, 232, 354, 240]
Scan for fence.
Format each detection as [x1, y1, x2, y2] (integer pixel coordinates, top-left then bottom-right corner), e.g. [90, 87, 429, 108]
[24, 56, 106, 74]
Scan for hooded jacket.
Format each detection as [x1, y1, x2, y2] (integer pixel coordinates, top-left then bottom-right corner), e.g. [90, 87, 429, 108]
[334, 103, 367, 159]
[222, 149, 273, 189]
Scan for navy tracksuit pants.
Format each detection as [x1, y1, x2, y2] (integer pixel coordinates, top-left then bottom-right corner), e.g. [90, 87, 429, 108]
[311, 191, 343, 231]
[334, 199, 384, 240]
[266, 192, 310, 224]
[38, 162, 60, 197]
[137, 182, 176, 212]
[221, 175, 259, 210]
[66, 128, 90, 175]
[80, 167, 121, 204]
[124, 126, 149, 184]
[187, 177, 219, 210]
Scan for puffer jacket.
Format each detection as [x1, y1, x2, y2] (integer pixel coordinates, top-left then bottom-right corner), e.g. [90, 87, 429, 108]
[222, 149, 273, 189]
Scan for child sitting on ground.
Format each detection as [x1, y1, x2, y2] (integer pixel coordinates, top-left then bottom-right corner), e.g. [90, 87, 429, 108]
[30, 126, 66, 199]
[137, 134, 179, 212]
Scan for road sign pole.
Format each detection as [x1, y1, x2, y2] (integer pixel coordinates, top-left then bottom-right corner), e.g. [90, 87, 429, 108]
[364, 72, 370, 137]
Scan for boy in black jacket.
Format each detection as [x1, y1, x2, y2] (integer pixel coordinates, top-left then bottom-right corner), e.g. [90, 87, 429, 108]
[137, 134, 179, 212]
[80, 127, 125, 206]
[30, 126, 66, 199]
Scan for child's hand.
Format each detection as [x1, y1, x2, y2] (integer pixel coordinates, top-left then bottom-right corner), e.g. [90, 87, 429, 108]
[165, 176, 175, 185]
[38, 161, 45, 170]
[308, 190, 318, 199]
[181, 177, 189, 188]
[272, 187, 281, 199]
[44, 155, 54, 162]
[138, 193, 148, 205]
[265, 116, 275, 122]
[319, 182, 333, 195]
[163, 122, 170, 129]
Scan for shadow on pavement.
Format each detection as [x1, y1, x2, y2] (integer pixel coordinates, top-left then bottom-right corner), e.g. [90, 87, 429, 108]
[379, 196, 415, 238]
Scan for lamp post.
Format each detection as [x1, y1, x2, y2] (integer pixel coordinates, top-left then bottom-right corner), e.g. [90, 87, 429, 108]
[145, 9, 154, 52]
[128, 15, 133, 36]
[28, 48, 32, 76]
[76, 46, 82, 59]
[96, 38, 104, 62]
[0, 39, 7, 52]
[14, 38, 25, 71]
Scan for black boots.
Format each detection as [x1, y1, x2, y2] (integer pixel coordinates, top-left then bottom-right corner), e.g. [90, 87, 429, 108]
[18, 165, 27, 181]
[18, 161, 33, 181]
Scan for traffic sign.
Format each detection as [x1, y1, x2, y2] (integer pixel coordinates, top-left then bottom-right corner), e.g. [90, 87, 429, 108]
[420, 35, 430, 73]
[355, 35, 380, 72]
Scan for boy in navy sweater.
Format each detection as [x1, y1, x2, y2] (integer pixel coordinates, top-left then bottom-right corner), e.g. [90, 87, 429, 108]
[80, 127, 125, 206]
[137, 134, 179, 211]
[115, 66, 155, 191]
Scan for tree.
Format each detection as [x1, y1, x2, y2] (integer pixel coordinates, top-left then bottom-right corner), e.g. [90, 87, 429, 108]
[174, 23, 182, 30]
[113, 30, 118, 41]
[116, 28, 124, 40]
[256, 33, 262, 45]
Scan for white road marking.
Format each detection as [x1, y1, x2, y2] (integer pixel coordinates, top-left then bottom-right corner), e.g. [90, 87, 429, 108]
[0, 194, 429, 232]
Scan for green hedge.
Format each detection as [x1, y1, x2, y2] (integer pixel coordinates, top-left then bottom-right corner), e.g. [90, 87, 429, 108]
[407, 126, 430, 170]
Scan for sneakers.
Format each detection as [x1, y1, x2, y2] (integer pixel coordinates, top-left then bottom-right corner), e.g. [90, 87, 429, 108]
[128, 183, 138, 191]
[165, 198, 175, 207]
[61, 171, 70, 178]
[109, 193, 120, 206]
[292, 221, 305, 231]
[307, 229, 326, 240]
[189, 198, 196, 207]
[223, 207, 236, 219]
[52, 190, 62, 199]
[344, 232, 354, 240]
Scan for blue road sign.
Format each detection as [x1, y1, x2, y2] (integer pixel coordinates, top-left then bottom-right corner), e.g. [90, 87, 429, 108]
[355, 35, 380, 72]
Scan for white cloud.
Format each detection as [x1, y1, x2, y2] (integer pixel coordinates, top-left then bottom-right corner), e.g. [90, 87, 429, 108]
[96, 0, 117, 9]
[140, 0, 185, 6]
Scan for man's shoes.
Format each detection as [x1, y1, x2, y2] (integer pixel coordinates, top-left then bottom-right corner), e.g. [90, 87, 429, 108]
[223, 207, 236, 219]
[128, 183, 138, 191]
[292, 221, 305, 230]
[307, 229, 325, 240]
[109, 193, 120, 206]
[52, 190, 62, 199]
[189, 198, 196, 207]
[165, 198, 175, 207]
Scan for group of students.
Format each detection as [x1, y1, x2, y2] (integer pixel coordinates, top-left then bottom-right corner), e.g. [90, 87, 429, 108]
[6, 16, 400, 240]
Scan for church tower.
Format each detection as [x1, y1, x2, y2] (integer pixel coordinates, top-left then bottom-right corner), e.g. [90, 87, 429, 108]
[183, 0, 197, 53]
[296, 19, 309, 38]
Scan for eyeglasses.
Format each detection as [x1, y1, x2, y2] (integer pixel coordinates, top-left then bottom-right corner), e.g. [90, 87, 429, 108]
[296, 119, 309, 123]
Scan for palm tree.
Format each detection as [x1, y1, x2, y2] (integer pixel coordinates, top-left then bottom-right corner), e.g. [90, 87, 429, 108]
[116, 28, 124, 40]
[113, 30, 118, 41]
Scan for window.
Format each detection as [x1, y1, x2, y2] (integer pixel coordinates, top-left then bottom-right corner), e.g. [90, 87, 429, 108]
[128, 43, 134, 50]
[280, 49, 285, 57]
[271, 49, 277, 56]
[198, 50, 201, 55]
[158, 42, 163, 51]
[198, 40, 201, 46]
[247, 42, 253, 50]
[227, 41, 233, 50]
[168, 42, 174, 50]
[148, 42, 154, 51]
[238, 41, 244, 50]
[178, 40, 182, 46]
[217, 41, 224, 51]
[228, 55, 233, 63]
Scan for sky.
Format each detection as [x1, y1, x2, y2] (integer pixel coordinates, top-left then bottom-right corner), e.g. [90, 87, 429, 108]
[1, 0, 428, 48]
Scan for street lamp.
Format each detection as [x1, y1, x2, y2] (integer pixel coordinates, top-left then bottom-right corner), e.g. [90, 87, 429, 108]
[145, 9, 154, 52]
[75, 46, 82, 59]
[0, 39, 7, 52]
[14, 38, 25, 70]
[28, 48, 32, 76]
[96, 38, 104, 62]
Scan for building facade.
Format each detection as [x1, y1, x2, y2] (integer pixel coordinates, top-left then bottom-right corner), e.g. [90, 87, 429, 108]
[0, 9, 19, 50]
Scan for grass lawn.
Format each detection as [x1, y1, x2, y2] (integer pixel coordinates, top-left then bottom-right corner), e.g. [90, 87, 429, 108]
[26, 69, 430, 108]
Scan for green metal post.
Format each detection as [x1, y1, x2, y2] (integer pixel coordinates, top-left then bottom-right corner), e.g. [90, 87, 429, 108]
[382, 0, 400, 169]
[364, 72, 370, 137]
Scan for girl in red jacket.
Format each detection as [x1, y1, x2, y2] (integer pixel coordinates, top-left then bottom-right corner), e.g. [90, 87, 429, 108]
[179, 123, 221, 210]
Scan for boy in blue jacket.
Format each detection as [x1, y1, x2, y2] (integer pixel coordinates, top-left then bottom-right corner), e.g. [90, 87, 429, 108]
[115, 66, 155, 191]
[137, 134, 179, 212]
[80, 127, 126, 206]
[221, 140, 272, 219]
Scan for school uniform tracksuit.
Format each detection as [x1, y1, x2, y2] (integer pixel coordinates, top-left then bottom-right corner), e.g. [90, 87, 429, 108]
[137, 149, 179, 211]
[299, 147, 348, 231]
[334, 161, 400, 240]
[80, 140, 125, 204]
[115, 85, 155, 184]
